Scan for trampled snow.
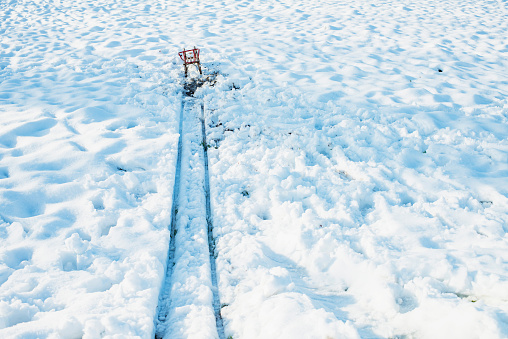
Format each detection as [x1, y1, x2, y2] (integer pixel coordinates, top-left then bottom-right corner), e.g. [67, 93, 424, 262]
[1, 0, 507, 338]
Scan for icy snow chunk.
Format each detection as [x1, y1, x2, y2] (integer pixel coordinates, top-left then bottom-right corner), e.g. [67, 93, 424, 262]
[261, 267, 293, 297]
[65, 233, 89, 255]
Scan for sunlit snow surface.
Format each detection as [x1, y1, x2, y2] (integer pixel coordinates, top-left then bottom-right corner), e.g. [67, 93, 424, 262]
[1, 0, 507, 338]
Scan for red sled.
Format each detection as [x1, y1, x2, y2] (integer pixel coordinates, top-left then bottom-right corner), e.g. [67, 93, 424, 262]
[178, 47, 202, 77]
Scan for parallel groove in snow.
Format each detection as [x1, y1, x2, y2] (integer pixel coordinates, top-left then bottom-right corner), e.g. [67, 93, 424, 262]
[200, 102, 226, 339]
[154, 88, 225, 339]
[154, 98, 184, 339]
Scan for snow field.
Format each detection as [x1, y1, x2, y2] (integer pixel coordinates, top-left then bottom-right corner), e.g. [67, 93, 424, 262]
[193, 0, 507, 337]
[0, 0, 507, 337]
[205, 89, 508, 337]
[1, 0, 184, 336]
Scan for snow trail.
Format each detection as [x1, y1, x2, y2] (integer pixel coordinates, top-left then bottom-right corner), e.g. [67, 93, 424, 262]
[154, 75, 225, 339]
[154, 99, 184, 338]
[200, 102, 226, 339]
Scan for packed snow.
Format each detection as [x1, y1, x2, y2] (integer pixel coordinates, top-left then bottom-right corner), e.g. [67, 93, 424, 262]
[1, 0, 507, 338]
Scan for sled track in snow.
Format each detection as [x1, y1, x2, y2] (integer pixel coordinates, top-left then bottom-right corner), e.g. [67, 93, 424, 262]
[200, 102, 226, 338]
[154, 77, 225, 339]
[154, 99, 184, 339]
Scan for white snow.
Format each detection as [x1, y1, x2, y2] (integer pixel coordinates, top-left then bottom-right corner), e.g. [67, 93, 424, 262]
[1, 0, 507, 338]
